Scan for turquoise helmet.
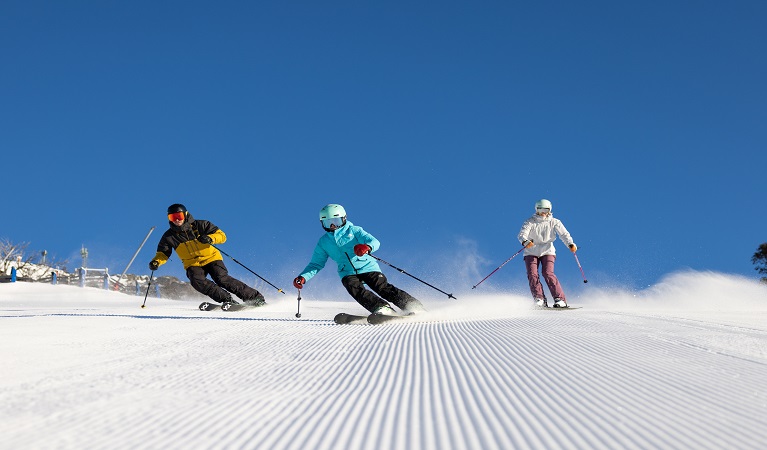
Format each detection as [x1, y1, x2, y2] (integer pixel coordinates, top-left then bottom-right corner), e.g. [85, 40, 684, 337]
[319, 204, 347, 231]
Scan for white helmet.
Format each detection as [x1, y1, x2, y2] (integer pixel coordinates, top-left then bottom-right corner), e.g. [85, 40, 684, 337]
[535, 199, 552, 213]
[319, 204, 347, 231]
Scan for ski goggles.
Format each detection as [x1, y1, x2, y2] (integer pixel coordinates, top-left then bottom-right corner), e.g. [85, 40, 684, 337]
[168, 212, 186, 222]
[321, 217, 345, 228]
[536, 207, 551, 214]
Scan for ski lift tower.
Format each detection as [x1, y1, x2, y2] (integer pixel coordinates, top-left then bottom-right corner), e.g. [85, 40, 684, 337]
[81, 246, 88, 269]
[41, 250, 47, 265]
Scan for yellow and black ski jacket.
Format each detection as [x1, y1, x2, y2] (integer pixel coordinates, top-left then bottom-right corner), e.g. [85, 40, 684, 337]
[152, 213, 227, 269]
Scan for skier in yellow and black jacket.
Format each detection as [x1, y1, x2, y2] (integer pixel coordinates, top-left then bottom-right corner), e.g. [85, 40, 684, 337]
[149, 204, 266, 307]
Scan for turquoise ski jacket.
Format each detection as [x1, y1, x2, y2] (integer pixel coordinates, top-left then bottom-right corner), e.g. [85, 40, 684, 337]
[299, 221, 381, 281]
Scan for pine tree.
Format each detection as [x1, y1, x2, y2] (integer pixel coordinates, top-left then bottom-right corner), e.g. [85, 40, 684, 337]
[752, 243, 767, 283]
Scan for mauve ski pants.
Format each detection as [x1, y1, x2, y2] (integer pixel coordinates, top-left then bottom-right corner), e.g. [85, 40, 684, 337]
[524, 254, 565, 300]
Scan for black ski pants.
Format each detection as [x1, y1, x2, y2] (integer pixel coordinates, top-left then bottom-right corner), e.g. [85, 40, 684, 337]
[186, 260, 259, 303]
[341, 271, 417, 313]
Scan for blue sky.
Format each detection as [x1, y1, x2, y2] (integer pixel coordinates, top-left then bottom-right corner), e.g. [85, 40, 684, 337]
[3, 1, 766, 301]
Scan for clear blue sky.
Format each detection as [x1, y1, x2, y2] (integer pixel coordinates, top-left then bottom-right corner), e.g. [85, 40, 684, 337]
[3, 1, 766, 300]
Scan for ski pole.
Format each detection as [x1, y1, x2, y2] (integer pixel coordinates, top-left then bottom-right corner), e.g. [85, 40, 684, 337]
[472, 246, 525, 289]
[140, 271, 154, 309]
[368, 254, 457, 299]
[573, 251, 588, 283]
[116, 226, 155, 290]
[295, 289, 302, 318]
[210, 244, 286, 294]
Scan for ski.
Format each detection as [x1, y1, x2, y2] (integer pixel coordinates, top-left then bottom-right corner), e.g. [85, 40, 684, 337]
[334, 313, 369, 325]
[221, 302, 263, 312]
[536, 306, 582, 310]
[199, 301, 264, 312]
[199, 301, 220, 311]
[367, 313, 418, 325]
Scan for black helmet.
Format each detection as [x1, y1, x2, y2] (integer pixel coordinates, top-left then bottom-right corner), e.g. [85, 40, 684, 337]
[167, 204, 187, 214]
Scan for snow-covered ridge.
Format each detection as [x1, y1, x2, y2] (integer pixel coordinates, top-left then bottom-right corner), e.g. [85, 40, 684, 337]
[1, 271, 766, 449]
[1, 260, 203, 300]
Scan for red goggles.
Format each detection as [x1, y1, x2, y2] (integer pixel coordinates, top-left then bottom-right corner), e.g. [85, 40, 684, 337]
[168, 212, 186, 222]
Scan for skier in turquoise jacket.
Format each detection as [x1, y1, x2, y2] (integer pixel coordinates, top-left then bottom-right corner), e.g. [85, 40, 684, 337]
[293, 204, 425, 316]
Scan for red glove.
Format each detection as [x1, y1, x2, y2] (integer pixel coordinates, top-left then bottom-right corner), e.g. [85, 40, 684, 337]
[293, 276, 305, 289]
[354, 244, 371, 256]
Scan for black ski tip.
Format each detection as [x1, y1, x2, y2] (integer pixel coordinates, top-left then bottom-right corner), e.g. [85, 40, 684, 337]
[334, 313, 369, 324]
[334, 313, 348, 323]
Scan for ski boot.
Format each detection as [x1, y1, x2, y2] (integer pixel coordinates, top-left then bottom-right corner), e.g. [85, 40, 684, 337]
[402, 298, 427, 315]
[243, 293, 267, 307]
[372, 304, 398, 316]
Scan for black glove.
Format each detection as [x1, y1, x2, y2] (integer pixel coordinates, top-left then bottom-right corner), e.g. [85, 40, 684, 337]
[293, 276, 305, 289]
[149, 260, 159, 271]
[197, 235, 213, 244]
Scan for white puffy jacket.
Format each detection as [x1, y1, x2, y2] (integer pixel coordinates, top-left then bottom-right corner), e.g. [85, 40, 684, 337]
[517, 214, 575, 257]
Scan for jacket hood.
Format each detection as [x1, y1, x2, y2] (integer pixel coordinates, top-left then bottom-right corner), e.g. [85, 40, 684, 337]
[331, 220, 357, 247]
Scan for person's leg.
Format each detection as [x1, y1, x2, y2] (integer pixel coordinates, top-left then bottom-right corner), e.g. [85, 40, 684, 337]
[187, 265, 233, 303]
[206, 260, 264, 304]
[540, 255, 565, 300]
[341, 274, 389, 313]
[363, 272, 424, 312]
[524, 255, 545, 300]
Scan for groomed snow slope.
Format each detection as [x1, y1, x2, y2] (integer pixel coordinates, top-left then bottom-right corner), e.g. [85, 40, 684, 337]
[1, 271, 766, 450]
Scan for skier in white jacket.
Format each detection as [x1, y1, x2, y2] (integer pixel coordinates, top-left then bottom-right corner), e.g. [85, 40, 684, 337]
[517, 199, 577, 308]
